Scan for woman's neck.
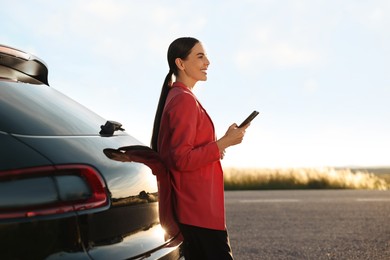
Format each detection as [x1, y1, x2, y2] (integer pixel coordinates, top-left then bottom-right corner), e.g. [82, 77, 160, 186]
[175, 76, 196, 90]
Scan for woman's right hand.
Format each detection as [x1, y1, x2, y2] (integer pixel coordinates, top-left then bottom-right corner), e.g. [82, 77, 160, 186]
[216, 123, 250, 153]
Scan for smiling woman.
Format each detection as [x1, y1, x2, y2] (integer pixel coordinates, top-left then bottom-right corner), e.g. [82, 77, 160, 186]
[173, 42, 210, 87]
[150, 37, 252, 260]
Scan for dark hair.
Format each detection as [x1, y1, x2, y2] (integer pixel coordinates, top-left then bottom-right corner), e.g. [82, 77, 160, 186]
[150, 37, 200, 151]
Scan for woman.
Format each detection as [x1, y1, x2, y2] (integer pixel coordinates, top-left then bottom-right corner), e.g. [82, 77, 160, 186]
[151, 37, 250, 260]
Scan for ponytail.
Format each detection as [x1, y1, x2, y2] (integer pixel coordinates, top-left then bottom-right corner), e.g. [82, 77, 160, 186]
[150, 37, 199, 151]
[150, 71, 173, 151]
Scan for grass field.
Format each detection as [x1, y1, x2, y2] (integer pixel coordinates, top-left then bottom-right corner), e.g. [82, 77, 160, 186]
[223, 167, 390, 190]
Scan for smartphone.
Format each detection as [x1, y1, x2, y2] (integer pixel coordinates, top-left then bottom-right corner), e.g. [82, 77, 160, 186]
[238, 110, 259, 128]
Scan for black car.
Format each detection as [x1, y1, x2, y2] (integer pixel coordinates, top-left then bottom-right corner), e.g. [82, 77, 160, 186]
[0, 44, 182, 259]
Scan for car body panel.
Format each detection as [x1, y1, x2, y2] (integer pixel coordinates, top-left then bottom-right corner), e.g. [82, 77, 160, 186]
[0, 132, 52, 170]
[13, 134, 157, 198]
[1, 215, 86, 259]
[1, 127, 180, 259]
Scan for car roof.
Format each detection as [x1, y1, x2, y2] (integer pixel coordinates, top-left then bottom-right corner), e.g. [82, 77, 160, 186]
[0, 44, 49, 85]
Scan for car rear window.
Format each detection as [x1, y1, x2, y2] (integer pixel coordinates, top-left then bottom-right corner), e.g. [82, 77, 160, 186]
[0, 82, 107, 135]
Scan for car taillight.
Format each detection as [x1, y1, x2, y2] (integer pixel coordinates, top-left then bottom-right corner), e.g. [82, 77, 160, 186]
[0, 164, 109, 220]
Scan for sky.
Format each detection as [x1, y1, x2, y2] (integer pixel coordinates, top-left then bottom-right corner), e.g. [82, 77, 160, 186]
[1, 0, 389, 168]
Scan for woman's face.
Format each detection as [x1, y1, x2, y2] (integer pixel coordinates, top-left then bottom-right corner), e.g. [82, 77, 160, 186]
[178, 42, 210, 85]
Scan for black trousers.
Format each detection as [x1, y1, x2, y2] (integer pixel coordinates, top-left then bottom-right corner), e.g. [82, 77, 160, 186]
[179, 223, 234, 260]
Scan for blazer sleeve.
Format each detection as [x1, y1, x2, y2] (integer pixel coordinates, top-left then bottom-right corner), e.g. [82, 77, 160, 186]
[165, 91, 220, 171]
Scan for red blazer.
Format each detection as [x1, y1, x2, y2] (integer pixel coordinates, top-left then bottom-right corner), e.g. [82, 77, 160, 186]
[157, 82, 226, 231]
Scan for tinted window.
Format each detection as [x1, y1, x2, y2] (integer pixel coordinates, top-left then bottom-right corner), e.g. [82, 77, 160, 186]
[0, 82, 106, 135]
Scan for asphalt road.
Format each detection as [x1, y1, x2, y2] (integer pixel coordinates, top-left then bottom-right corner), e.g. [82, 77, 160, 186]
[225, 190, 390, 260]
